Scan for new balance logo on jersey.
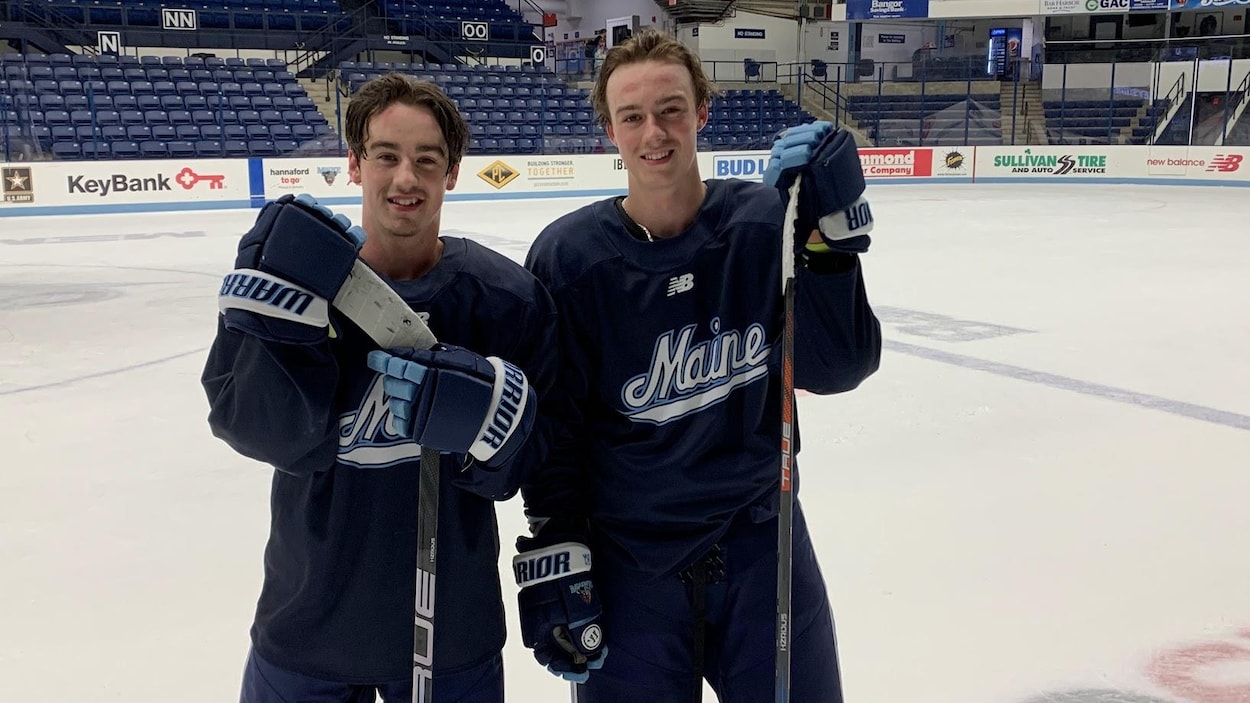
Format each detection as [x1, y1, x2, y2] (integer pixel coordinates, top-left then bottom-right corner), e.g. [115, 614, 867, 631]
[1206, 154, 1243, 173]
[621, 318, 771, 424]
[666, 273, 694, 296]
[337, 376, 422, 468]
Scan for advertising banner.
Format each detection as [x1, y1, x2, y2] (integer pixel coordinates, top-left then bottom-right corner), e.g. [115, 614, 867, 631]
[263, 158, 356, 199]
[860, 147, 934, 178]
[1170, 0, 1250, 10]
[1142, 146, 1247, 181]
[846, 0, 930, 20]
[460, 153, 626, 197]
[1043, 0, 1171, 14]
[976, 146, 1117, 179]
[1, 159, 250, 214]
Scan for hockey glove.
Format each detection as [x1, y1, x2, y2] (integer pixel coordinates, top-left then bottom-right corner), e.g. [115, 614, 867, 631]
[219, 194, 365, 345]
[763, 122, 874, 254]
[366, 345, 536, 470]
[514, 535, 607, 683]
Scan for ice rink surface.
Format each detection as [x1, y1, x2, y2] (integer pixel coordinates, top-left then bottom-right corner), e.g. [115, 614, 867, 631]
[2, 183, 1248, 702]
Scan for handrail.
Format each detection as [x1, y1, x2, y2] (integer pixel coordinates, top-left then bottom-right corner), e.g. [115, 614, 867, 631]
[290, 3, 374, 78]
[799, 70, 852, 129]
[1215, 65, 1250, 146]
[1151, 70, 1188, 144]
[13, 1, 100, 56]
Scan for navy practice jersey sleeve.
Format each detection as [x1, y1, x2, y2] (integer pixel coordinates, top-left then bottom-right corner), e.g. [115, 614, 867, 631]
[523, 179, 880, 578]
[201, 237, 558, 679]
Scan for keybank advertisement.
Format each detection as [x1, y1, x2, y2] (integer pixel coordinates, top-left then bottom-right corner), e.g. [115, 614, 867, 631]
[0, 160, 251, 209]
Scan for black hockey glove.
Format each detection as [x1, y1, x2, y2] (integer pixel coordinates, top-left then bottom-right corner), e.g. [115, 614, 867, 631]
[763, 121, 874, 254]
[514, 532, 607, 683]
[366, 344, 536, 471]
[219, 194, 364, 345]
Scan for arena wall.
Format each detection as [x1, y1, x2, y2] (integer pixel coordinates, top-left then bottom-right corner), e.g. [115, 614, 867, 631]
[2, 145, 1247, 217]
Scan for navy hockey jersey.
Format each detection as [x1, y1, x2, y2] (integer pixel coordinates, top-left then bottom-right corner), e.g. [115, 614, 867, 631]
[523, 179, 880, 580]
[202, 237, 557, 681]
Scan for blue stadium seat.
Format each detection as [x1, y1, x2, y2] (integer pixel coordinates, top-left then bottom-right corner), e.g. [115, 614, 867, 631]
[169, 141, 196, 158]
[196, 140, 224, 157]
[140, 141, 168, 158]
[82, 142, 111, 159]
[112, 139, 140, 157]
[248, 140, 276, 156]
[52, 142, 81, 159]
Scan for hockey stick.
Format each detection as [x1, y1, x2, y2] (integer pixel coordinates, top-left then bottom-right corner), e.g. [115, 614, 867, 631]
[775, 174, 802, 703]
[333, 260, 439, 703]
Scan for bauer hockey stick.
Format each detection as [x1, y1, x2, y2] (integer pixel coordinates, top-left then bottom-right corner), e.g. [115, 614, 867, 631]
[333, 261, 440, 703]
[775, 173, 802, 703]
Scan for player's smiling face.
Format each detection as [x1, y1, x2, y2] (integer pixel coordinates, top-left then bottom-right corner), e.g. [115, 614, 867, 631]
[604, 59, 707, 190]
[348, 103, 459, 241]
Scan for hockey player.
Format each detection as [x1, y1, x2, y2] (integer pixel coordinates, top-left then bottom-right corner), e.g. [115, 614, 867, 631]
[512, 29, 882, 702]
[202, 73, 557, 702]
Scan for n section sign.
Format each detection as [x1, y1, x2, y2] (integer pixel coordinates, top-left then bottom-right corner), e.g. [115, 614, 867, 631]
[846, 0, 929, 20]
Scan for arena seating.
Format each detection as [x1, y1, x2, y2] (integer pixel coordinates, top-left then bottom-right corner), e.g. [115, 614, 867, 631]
[13, 0, 351, 33]
[1, 52, 334, 158]
[338, 62, 813, 155]
[846, 93, 1004, 145]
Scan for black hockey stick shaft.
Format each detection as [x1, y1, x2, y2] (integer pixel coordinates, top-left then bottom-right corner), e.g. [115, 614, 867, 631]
[413, 445, 439, 703]
[775, 174, 802, 703]
[327, 261, 440, 702]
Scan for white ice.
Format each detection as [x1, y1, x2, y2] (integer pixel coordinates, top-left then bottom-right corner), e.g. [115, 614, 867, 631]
[1, 184, 1248, 703]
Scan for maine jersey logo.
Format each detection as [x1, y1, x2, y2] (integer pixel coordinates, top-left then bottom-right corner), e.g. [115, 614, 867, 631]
[621, 318, 771, 424]
[338, 375, 422, 468]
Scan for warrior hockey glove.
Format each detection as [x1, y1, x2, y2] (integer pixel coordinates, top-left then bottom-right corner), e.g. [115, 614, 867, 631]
[366, 345, 536, 470]
[219, 194, 365, 345]
[514, 534, 607, 683]
[763, 122, 874, 254]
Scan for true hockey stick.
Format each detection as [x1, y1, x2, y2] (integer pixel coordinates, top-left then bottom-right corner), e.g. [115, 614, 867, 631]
[775, 174, 802, 703]
[333, 260, 440, 703]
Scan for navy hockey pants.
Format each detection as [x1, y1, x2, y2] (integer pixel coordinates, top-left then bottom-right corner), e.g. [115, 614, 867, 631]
[575, 506, 844, 703]
[240, 648, 503, 703]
